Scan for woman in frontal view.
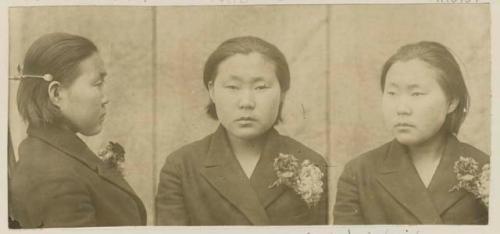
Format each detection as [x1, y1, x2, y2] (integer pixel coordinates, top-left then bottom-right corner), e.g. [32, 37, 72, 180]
[155, 36, 328, 225]
[333, 41, 489, 224]
[10, 33, 146, 227]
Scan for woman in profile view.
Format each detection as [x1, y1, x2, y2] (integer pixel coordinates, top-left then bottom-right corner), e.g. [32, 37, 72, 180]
[333, 41, 489, 224]
[10, 33, 146, 228]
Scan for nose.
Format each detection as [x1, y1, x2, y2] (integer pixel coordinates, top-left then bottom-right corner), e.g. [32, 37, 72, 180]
[396, 97, 411, 115]
[102, 94, 109, 106]
[238, 89, 255, 110]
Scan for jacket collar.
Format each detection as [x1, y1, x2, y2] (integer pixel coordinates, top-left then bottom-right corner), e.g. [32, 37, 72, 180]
[28, 124, 102, 171]
[427, 135, 468, 215]
[376, 134, 467, 224]
[200, 126, 286, 225]
[28, 124, 147, 224]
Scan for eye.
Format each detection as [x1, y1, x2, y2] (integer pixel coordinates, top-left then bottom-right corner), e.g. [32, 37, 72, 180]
[224, 85, 238, 90]
[94, 80, 105, 87]
[411, 92, 425, 97]
[385, 91, 396, 96]
[255, 85, 269, 90]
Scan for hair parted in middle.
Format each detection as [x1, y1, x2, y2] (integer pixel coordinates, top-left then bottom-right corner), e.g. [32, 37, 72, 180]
[380, 41, 470, 135]
[202, 36, 291, 124]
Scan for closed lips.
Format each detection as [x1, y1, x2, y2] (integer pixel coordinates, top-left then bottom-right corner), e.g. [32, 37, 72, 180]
[236, 117, 256, 121]
[395, 123, 414, 127]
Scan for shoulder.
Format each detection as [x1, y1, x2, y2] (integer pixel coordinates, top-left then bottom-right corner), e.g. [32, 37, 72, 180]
[162, 133, 213, 167]
[18, 136, 57, 159]
[278, 134, 326, 167]
[16, 136, 77, 175]
[343, 141, 392, 172]
[11, 137, 84, 196]
[458, 139, 490, 165]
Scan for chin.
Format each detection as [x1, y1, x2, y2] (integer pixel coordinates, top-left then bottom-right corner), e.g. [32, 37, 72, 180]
[80, 126, 103, 136]
[230, 128, 266, 140]
[233, 132, 261, 140]
[394, 133, 420, 146]
[394, 134, 421, 146]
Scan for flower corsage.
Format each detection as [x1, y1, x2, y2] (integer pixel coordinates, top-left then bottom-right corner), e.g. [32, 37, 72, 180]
[269, 153, 324, 207]
[450, 156, 489, 208]
[97, 141, 126, 175]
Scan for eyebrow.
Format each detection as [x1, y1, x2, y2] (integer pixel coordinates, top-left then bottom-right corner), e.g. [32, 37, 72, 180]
[91, 72, 107, 83]
[407, 84, 422, 90]
[387, 82, 422, 89]
[387, 82, 399, 88]
[227, 75, 267, 82]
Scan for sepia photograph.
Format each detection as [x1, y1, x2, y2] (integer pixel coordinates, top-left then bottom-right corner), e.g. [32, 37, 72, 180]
[1, 0, 496, 233]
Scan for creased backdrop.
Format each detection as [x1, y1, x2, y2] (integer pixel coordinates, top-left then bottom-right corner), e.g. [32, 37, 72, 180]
[8, 4, 490, 224]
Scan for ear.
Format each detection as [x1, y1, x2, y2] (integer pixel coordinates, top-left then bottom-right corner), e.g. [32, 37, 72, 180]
[447, 98, 459, 114]
[280, 91, 287, 104]
[47, 81, 64, 108]
[207, 80, 215, 101]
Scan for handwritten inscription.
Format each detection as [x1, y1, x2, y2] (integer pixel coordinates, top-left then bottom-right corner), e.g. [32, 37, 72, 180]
[305, 229, 421, 234]
[436, 0, 481, 3]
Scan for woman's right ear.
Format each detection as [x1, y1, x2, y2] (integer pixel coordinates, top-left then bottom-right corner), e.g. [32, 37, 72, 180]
[48, 81, 63, 108]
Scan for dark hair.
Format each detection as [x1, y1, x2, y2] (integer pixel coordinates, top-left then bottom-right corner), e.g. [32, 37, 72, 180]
[203, 36, 290, 123]
[17, 32, 98, 126]
[380, 41, 469, 134]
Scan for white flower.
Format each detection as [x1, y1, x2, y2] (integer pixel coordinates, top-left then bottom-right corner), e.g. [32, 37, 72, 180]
[459, 174, 475, 181]
[97, 141, 126, 175]
[478, 164, 490, 207]
[296, 160, 324, 207]
[450, 156, 489, 208]
[270, 154, 324, 208]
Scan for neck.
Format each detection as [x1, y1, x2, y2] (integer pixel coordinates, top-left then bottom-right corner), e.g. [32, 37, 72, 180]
[407, 130, 448, 161]
[49, 116, 78, 134]
[57, 122, 77, 134]
[226, 131, 268, 157]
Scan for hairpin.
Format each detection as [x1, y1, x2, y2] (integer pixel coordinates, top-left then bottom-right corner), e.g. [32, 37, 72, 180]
[8, 64, 53, 82]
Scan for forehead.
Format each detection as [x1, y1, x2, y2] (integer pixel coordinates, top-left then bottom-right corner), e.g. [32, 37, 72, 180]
[77, 52, 105, 74]
[216, 52, 277, 81]
[385, 59, 442, 87]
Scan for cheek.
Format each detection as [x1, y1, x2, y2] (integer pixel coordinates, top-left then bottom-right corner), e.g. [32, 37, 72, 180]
[425, 92, 449, 115]
[212, 91, 234, 116]
[381, 98, 395, 119]
[421, 102, 449, 124]
[261, 89, 281, 106]
[68, 88, 102, 114]
[214, 90, 231, 104]
[74, 90, 95, 106]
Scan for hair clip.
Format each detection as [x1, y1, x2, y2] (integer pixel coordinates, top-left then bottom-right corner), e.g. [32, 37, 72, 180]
[8, 64, 53, 82]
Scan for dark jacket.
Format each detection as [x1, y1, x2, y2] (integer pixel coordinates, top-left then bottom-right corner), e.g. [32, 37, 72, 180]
[155, 126, 328, 225]
[333, 135, 489, 224]
[10, 125, 147, 228]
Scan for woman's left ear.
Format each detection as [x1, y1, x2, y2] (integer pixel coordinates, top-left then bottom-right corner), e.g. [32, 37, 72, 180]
[280, 92, 286, 103]
[448, 98, 459, 114]
[48, 81, 64, 108]
[208, 80, 215, 101]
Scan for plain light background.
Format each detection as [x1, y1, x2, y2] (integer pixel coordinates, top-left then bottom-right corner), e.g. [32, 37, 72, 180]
[8, 4, 490, 225]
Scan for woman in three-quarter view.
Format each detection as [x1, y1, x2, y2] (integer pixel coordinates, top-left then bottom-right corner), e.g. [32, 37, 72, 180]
[333, 41, 489, 224]
[155, 36, 328, 225]
[10, 33, 147, 228]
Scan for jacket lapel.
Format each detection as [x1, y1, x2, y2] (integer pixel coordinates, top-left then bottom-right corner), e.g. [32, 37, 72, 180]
[28, 125, 147, 223]
[249, 128, 287, 208]
[200, 126, 270, 225]
[376, 140, 443, 224]
[96, 163, 148, 224]
[427, 135, 468, 215]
